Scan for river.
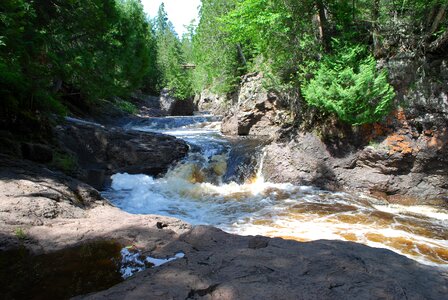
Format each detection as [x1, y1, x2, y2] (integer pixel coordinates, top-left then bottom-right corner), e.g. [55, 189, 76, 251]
[103, 115, 448, 269]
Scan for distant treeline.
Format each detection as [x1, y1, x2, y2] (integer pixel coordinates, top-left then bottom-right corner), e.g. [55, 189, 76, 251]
[0, 0, 190, 123]
[1, 0, 446, 126]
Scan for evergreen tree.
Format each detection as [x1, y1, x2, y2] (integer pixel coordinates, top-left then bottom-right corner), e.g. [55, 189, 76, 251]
[0, 0, 159, 123]
[154, 3, 193, 99]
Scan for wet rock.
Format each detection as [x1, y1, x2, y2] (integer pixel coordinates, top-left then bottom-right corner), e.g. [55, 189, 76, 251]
[209, 155, 227, 177]
[55, 122, 189, 187]
[81, 226, 448, 300]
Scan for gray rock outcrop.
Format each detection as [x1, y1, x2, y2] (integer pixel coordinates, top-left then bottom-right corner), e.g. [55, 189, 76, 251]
[194, 90, 230, 115]
[382, 56, 448, 128]
[160, 88, 195, 116]
[221, 73, 290, 137]
[56, 122, 188, 188]
[262, 130, 448, 206]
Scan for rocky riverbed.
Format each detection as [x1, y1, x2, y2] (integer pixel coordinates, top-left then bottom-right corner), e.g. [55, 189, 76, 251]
[1, 114, 448, 299]
[1, 155, 448, 299]
[213, 70, 448, 206]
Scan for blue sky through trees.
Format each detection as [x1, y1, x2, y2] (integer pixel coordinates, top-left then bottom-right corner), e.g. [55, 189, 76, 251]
[141, 0, 201, 35]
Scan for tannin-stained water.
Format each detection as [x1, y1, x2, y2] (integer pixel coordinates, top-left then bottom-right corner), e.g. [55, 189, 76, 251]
[106, 116, 448, 268]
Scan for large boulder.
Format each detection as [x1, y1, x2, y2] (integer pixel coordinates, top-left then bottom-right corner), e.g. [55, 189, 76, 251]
[55, 122, 189, 188]
[221, 73, 290, 137]
[0, 155, 102, 233]
[0, 154, 191, 254]
[82, 226, 448, 300]
[160, 89, 195, 116]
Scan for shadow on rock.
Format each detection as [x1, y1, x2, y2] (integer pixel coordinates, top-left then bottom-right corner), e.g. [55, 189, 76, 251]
[80, 226, 448, 300]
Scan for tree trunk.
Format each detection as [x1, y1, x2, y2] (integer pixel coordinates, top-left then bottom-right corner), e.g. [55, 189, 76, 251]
[428, 30, 448, 55]
[352, 0, 356, 23]
[372, 0, 382, 57]
[316, 0, 330, 52]
[430, 4, 447, 35]
[236, 43, 247, 66]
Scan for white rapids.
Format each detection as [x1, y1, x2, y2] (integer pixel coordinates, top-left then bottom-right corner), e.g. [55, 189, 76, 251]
[105, 115, 448, 269]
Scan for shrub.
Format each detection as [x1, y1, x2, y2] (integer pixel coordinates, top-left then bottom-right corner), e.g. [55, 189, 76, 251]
[52, 152, 77, 174]
[14, 228, 27, 240]
[115, 99, 137, 114]
[301, 44, 395, 125]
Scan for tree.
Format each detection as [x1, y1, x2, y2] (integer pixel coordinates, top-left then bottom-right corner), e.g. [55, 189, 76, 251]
[301, 44, 394, 125]
[154, 3, 193, 99]
[0, 0, 159, 125]
[190, 0, 240, 94]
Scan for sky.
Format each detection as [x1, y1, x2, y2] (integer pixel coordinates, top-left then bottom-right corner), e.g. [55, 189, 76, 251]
[140, 0, 201, 36]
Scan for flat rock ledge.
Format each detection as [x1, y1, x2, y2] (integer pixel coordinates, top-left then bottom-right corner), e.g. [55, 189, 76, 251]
[0, 155, 191, 254]
[1, 157, 447, 300]
[82, 226, 448, 300]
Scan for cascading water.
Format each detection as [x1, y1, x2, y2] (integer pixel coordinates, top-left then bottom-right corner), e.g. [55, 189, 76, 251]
[105, 115, 448, 269]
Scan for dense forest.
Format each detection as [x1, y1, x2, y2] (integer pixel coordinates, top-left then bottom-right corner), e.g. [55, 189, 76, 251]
[1, 0, 447, 127]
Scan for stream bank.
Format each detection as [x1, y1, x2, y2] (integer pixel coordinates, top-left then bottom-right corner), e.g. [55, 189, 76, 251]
[207, 66, 448, 207]
[1, 91, 447, 299]
[1, 154, 447, 299]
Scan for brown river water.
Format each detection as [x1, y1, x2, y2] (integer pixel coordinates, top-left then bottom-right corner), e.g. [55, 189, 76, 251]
[105, 115, 448, 269]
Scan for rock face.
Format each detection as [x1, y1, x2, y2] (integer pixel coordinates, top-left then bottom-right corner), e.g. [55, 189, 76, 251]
[262, 127, 448, 205]
[260, 55, 448, 205]
[55, 122, 188, 188]
[129, 91, 167, 118]
[382, 56, 448, 128]
[160, 88, 195, 116]
[82, 226, 448, 300]
[194, 90, 229, 115]
[221, 73, 290, 137]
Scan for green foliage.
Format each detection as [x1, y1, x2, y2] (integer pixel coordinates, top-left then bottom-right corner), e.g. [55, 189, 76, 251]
[1, 0, 445, 128]
[301, 44, 395, 125]
[52, 152, 77, 173]
[190, 0, 241, 95]
[0, 0, 158, 123]
[14, 228, 27, 240]
[154, 4, 193, 99]
[115, 99, 137, 114]
[220, 0, 319, 84]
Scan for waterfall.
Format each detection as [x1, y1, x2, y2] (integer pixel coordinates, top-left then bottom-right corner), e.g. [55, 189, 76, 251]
[103, 115, 448, 269]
